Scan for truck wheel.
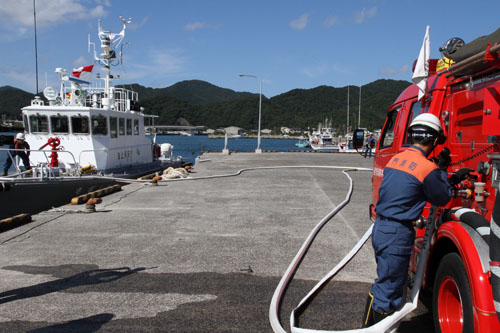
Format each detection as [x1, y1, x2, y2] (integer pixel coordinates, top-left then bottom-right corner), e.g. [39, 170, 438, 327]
[433, 252, 474, 333]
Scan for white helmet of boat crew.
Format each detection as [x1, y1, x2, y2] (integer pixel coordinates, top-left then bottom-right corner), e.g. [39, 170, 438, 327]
[16, 132, 25, 141]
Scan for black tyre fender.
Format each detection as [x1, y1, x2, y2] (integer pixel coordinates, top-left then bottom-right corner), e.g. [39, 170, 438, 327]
[433, 252, 474, 333]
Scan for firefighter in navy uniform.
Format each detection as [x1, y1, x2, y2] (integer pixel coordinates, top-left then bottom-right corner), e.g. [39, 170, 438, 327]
[362, 113, 453, 327]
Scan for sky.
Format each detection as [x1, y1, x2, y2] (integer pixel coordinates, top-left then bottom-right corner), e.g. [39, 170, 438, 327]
[1, 0, 499, 98]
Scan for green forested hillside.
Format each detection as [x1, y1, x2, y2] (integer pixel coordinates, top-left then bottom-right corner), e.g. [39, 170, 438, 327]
[1, 79, 411, 130]
[139, 79, 411, 130]
[119, 80, 255, 105]
[0, 86, 36, 119]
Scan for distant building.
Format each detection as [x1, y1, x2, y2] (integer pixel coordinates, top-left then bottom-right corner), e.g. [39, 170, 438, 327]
[261, 129, 272, 135]
[281, 127, 291, 134]
[281, 127, 303, 135]
[224, 126, 243, 136]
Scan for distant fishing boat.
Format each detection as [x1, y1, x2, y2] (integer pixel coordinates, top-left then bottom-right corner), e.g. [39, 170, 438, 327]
[295, 136, 310, 148]
[309, 118, 339, 151]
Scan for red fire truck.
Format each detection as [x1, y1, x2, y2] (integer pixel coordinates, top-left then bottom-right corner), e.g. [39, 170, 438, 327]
[364, 30, 500, 332]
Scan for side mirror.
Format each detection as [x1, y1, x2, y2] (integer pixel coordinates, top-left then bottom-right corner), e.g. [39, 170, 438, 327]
[352, 129, 365, 149]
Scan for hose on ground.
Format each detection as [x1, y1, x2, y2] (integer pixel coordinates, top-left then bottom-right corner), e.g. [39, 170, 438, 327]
[269, 168, 440, 333]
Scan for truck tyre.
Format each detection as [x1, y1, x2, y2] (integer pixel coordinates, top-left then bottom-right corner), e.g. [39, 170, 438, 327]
[433, 252, 474, 333]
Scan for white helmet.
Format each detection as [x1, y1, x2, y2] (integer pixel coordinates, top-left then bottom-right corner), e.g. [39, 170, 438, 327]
[409, 113, 442, 133]
[16, 132, 25, 140]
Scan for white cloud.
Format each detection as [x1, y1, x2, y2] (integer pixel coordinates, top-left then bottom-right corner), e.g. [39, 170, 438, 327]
[90, 5, 107, 18]
[302, 64, 329, 78]
[323, 16, 340, 28]
[354, 7, 377, 24]
[72, 56, 92, 69]
[185, 22, 207, 31]
[290, 13, 309, 31]
[122, 49, 189, 82]
[149, 49, 187, 74]
[129, 16, 149, 30]
[0, 66, 36, 91]
[184, 21, 220, 31]
[378, 64, 410, 76]
[302, 63, 350, 78]
[96, 0, 112, 7]
[0, 0, 109, 38]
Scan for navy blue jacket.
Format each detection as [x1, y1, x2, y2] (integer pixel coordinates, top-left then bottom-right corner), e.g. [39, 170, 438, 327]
[375, 146, 451, 221]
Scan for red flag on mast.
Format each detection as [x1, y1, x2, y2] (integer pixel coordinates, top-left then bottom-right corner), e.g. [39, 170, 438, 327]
[72, 65, 94, 79]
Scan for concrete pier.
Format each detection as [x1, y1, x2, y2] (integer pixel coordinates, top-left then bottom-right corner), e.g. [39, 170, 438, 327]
[0, 152, 432, 332]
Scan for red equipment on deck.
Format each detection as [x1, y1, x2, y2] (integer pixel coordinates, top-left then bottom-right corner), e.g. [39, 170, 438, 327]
[39, 137, 61, 168]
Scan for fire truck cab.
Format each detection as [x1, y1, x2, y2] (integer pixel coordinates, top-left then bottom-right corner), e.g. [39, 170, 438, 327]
[361, 30, 500, 332]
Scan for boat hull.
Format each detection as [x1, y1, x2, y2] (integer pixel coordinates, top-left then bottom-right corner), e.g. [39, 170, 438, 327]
[0, 158, 184, 220]
[0, 177, 117, 220]
[310, 143, 340, 152]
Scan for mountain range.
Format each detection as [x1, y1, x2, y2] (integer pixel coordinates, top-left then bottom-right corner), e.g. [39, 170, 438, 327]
[0, 79, 411, 131]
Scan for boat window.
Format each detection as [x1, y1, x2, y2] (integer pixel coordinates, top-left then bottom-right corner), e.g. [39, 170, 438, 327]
[29, 115, 49, 133]
[23, 115, 29, 133]
[50, 115, 69, 134]
[126, 118, 132, 135]
[119, 118, 125, 136]
[110, 117, 118, 138]
[91, 115, 108, 136]
[379, 106, 401, 148]
[71, 116, 90, 134]
[134, 119, 139, 135]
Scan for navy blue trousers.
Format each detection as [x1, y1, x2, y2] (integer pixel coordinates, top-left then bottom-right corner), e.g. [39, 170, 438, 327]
[4, 152, 30, 170]
[369, 217, 415, 313]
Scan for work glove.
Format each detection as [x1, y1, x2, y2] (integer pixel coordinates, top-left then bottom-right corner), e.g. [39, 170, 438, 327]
[448, 168, 475, 185]
[437, 148, 451, 171]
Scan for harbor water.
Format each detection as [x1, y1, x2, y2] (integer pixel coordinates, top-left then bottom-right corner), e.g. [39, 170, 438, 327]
[153, 135, 309, 162]
[1, 132, 309, 168]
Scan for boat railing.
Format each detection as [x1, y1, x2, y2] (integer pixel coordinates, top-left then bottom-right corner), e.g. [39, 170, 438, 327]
[64, 86, 139, 112]
[0, 147, 80, 180]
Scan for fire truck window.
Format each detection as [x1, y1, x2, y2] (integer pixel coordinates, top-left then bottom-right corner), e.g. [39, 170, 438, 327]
[403, 100, 424, 144]
[126, 118, 132, 135]
[23, 115, 29, 133]
[30, 115, 49, 133]
[119, 118, 125, 136]
[71, 116, 90, 134]
[91, 115, 108, 136]
[110, 117, 118, 138]
[50, 115, 69, 134]
[379, 106, 401, 148]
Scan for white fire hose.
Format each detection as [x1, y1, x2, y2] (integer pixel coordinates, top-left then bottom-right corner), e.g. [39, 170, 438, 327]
[269, 168, 439, 333]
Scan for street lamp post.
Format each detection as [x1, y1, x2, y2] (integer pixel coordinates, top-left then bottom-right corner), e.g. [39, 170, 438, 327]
[239, 74, 262, 153]
[358, 85, 361, 128]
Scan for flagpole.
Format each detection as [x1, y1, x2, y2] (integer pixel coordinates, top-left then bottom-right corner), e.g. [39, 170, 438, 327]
[33, 0, 39, 94]
[347, 85, 349, 134]
[412, 25, 430, 101]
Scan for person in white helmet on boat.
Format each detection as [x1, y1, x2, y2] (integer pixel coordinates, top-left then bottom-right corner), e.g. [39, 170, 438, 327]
[3, 132, 31, 176]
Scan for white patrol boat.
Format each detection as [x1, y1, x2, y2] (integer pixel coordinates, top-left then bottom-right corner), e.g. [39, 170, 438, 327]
[0, 17, 183, 220]
[21, 17, 181, 178]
